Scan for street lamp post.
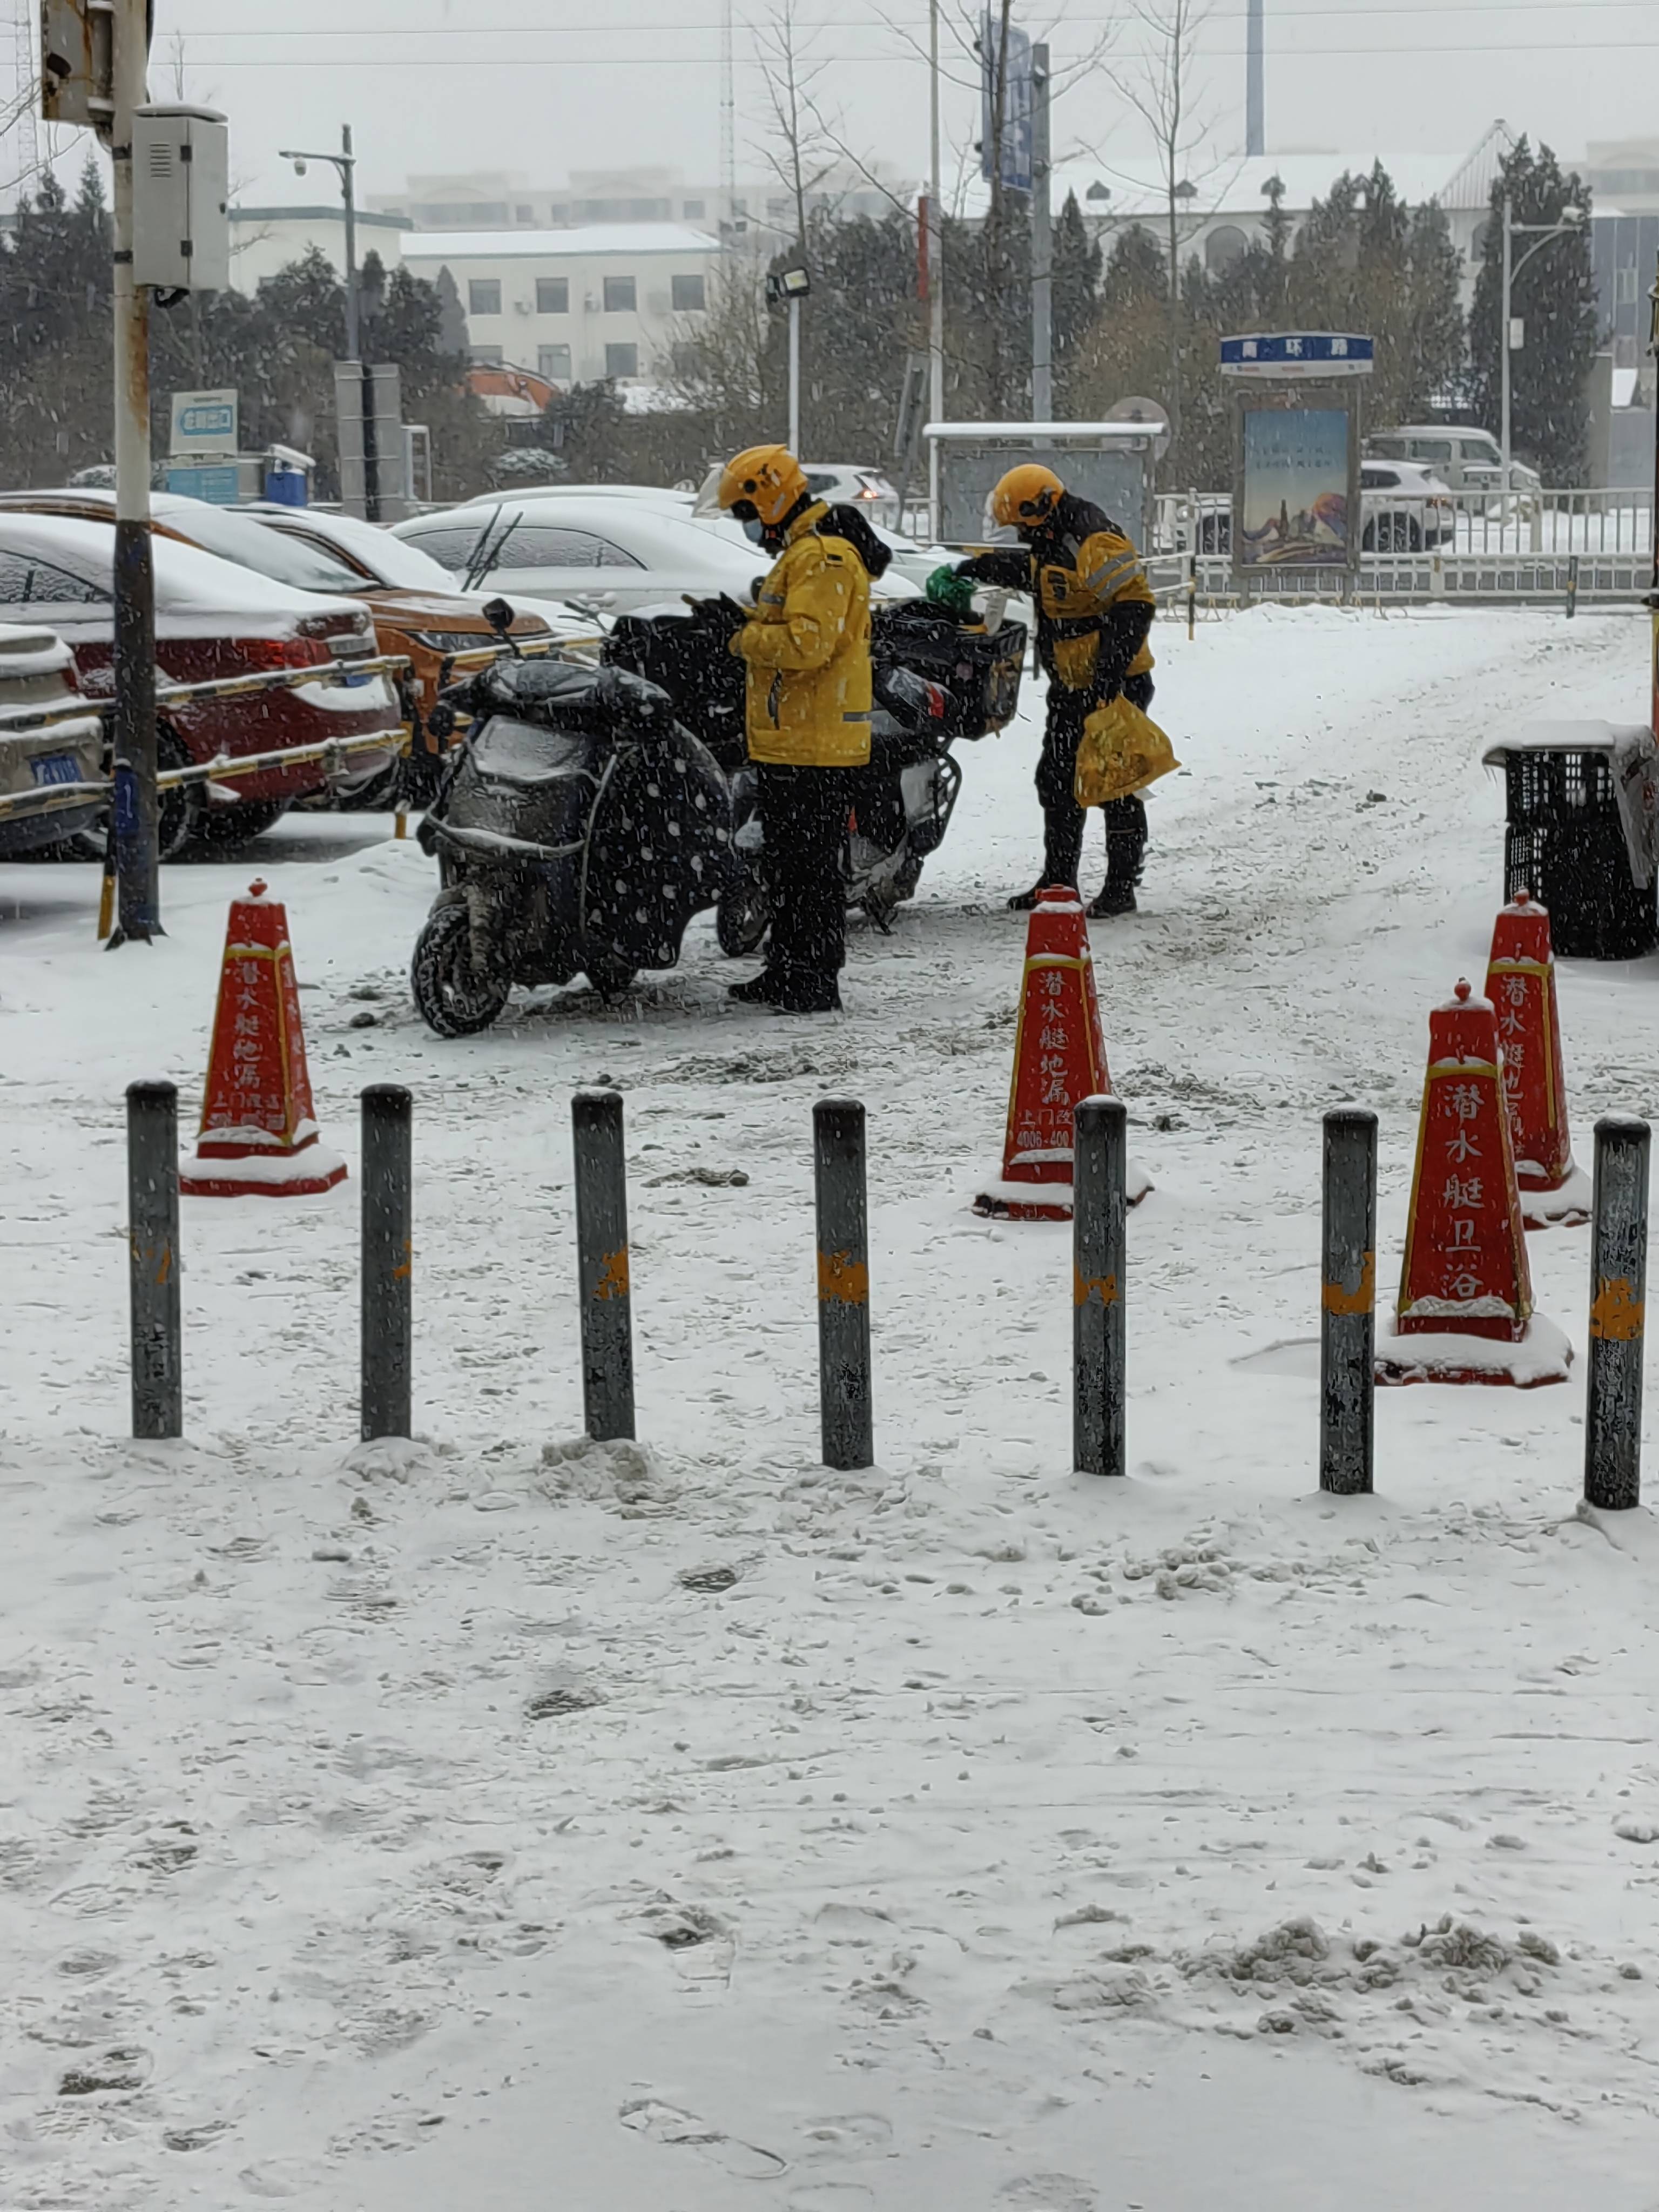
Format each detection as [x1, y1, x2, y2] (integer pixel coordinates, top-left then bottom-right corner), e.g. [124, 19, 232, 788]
[279, 125, 359, 358]
[1500, 192, 1585, 493]
[766, 262, 812, 454]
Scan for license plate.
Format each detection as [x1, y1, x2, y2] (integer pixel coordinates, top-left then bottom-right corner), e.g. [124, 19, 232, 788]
[340, 671, 371, 687]
[28, 753, 81, 786]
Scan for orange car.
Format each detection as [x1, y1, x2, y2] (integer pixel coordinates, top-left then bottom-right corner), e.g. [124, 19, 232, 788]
[0, 490, 591, 797]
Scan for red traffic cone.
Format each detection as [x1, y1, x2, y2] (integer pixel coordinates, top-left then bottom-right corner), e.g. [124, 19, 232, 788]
[1485, 889, 1589, 1228]
[179, 880, 348, 1198]
[974, 886, 1151, 1220]
[1375, 979, 1569, 1386]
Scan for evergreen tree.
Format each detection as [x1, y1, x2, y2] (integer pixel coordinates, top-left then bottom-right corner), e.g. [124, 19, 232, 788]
[1051, 191, 1102, 412]
[1469, 139, 1599, 482]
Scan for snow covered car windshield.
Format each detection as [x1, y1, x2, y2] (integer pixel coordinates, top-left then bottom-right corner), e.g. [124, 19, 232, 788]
[163, 505, 368, 596]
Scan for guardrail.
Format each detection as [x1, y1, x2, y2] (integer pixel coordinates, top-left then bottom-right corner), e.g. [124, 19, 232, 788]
[0, 651, 415, 834]
[1143, 549, 1650, 607]
[1153, 489, 1656, 564]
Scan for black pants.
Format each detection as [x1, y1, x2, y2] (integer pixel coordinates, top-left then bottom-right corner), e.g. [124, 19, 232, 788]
[1035, 673, 1155, 888]
[759, 763, 848, 983]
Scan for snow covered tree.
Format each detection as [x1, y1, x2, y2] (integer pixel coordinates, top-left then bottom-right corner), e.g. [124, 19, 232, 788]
[1051, 191, 1103, 413]
[1469, 139, 1599, 483]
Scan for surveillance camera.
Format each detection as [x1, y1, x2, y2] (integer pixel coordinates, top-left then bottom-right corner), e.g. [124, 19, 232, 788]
[293, 158, 307, 177]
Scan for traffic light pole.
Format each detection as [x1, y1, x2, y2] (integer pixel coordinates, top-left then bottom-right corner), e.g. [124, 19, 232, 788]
[108, 0, 160, 945]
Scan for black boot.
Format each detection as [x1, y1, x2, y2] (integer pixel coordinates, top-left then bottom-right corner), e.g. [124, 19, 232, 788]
[768, 968, 842, 1015]
[729, 968, 787, 1005]
[1088, 833, 1146, 919]
[1009, 814, 1085, 911]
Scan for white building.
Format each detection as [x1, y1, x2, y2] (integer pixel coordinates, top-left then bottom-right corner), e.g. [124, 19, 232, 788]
[398, 222, 723, 386]
[368, 163, 915, 243]
[226, 204, 411, 294]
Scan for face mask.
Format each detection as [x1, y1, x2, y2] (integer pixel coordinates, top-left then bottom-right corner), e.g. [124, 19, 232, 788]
[743, 516, 767, 543]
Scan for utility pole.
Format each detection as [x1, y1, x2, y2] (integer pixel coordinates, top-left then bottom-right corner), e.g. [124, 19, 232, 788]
[1031, 40, 1052, 421]
[109, 0, 159, 944]
[281, 128, 374, 514]
[927, 0, 944, 537]
[1246, 0, 1265, 159]
[1500, 192, 1514, 495]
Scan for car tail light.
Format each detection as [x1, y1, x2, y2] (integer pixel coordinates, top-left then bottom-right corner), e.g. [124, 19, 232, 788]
[237, 635, 332, 672]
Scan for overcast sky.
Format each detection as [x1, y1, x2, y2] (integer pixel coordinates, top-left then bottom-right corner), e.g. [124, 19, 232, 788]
[23, 1, 1659, 209]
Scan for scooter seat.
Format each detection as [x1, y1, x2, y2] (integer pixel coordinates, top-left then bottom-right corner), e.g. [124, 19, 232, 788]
[470, 716, 596, 787]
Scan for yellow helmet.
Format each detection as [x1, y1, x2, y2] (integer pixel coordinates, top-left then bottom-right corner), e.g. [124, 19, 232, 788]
[717, 443, 810, 529]
[990, 462, 1064, 530]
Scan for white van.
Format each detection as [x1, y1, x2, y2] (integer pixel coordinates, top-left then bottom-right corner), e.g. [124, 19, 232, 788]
[1366, 426, 1542, 497]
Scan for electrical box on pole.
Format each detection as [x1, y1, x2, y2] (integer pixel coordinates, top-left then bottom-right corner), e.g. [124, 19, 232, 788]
[132, 105, 231, 294]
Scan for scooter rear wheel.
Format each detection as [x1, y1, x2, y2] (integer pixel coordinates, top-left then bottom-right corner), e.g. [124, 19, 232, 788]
[411, 902, 511, 1037]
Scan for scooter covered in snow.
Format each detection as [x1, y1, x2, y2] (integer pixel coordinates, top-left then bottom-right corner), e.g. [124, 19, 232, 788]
[410, 621, 732, 1035]
[603, 591, 1026, 955]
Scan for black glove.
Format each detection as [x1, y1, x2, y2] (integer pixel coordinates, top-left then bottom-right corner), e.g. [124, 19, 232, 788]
[955, 548, 1031, 592]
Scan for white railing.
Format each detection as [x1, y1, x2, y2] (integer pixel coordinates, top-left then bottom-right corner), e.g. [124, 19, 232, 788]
[1143, 549, 1650, 606]
[1154, 489, 1655, 562]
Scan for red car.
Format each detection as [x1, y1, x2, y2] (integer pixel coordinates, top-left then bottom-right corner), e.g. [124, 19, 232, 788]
[0, 509, 401, 854]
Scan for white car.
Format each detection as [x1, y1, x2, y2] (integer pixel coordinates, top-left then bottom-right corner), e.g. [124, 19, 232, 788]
[239, 501, 606, 649]
[393, 494, 916, 610]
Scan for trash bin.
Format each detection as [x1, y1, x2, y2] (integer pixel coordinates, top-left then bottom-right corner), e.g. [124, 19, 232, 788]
[1482, 722, 1659, 960]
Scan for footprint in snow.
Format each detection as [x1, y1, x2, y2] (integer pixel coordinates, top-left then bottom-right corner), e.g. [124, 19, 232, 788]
[621, 2097, 787, 2177]
[998, 2178, 1098, 2212]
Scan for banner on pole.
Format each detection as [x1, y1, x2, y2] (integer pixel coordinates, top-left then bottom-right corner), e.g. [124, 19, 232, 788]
[980, 12, 1033, 194]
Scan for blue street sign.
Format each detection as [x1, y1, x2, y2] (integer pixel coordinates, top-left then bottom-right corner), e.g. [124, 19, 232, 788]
[166, 464, 241, 505]
[1220, 333, 1375, 379]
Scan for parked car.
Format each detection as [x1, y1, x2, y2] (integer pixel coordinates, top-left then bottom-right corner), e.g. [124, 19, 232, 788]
[1190, 462, 1455, 555]
[391, 495, 786, 613]
[1365, 426, 1543, 498]
[0, 512, 399, 856]
[0, 621, 104, 858]
[0, 489, 582, 788]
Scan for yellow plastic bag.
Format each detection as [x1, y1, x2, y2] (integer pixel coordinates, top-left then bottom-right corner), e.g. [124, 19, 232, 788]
[1074, 693, 1181, 808]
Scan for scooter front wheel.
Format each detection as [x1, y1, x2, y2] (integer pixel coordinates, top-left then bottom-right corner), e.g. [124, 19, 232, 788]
[411, 902, 511, 1037]
[716, 879, 771, 957]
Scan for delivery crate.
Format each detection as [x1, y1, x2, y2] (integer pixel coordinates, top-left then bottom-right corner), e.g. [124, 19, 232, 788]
[871, 607, 1028, 740]
[1499, 740, 1658, 961]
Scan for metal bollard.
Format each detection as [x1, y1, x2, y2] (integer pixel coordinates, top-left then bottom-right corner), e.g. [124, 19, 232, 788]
[127, 1080, 182, 1439]
[1073, 1095, 1127, 1478]
[572, 1089, 635, 1441]
[360, 1084, 413, 1440]
[1566, 554, 1580, 620]
[1585, 1114, 1650, 1512]
[813, 1098, 873, 1470]
[1320, 1108, 1377, 1495]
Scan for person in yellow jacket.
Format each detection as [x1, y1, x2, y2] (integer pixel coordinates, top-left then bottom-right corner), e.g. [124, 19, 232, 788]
[955, 463, 1157, 916]
[717, 442, 873, 1013]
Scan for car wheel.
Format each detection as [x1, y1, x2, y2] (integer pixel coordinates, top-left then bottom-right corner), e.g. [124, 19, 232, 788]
[410, 901, 511, 1037]
[716, 878, 771, 957]
[1407, 519, 1422, 551]
[62, 725, 197, 862]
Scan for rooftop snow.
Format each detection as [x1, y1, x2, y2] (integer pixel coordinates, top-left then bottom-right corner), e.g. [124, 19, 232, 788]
[401, 222, 723, 260]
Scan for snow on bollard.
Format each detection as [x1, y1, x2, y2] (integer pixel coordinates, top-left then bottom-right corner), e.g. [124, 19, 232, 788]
[572, 1089, 635, 1443]
[1073, 1095, 1127, 1478]
[127, 1080, 182, 1439]
[1485, 888, 1590, 1228]
[814, 1098, 873, 1472]
[1320, 1108, 1377, 1494]
[1375, 979, 1571, 1388]
[1585, 1115, 1650, 1513]
[360, 1085, 413, 1442]
[974, 885, 1151, 1221]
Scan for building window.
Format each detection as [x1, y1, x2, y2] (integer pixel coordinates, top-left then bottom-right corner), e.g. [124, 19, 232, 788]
[416, 201, 508, 227]
[536, 276, 569, 314]
[683, 198, 705, 220]
[468, 278, 502, 316]
[603, 275, 637, 312]
[538, 344, 572, 382]
[1204, 223, 1249, 274]
[1617, 265, 1640, 305]
[671, 272, 706, 312]
[468, 345, 504, 365]
[605, 342, 639, 379]
[731, 198, 747, 218]
[515, 204, 535, 224]
[767, 198, 790, 224]
[548, 203, 569, 225]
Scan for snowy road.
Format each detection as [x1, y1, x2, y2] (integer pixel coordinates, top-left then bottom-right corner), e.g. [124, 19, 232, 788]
[3, 604, 1659, 2209]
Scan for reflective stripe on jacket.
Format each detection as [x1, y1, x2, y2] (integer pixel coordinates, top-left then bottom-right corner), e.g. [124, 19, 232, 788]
[1028, 493, 1156, 693]
[733, 501, 873, 767]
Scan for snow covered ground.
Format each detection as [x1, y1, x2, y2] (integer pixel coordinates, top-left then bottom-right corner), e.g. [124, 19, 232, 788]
[3, 602, 1659, 2211]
